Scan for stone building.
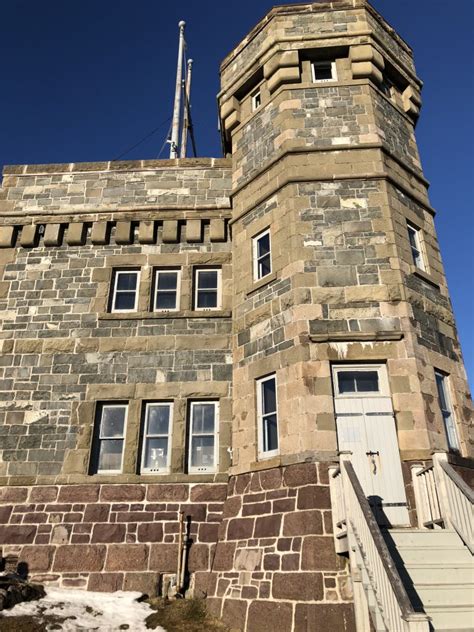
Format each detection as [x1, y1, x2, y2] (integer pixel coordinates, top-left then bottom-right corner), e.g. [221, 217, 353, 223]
[0, 1, 472, 631]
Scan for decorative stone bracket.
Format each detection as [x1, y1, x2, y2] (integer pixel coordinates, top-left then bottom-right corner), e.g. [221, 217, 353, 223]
[402, 85, 422, 121]
[0, 218, 228, 249]
[350, 44, 385, 85]
[264, 50, 300, 94]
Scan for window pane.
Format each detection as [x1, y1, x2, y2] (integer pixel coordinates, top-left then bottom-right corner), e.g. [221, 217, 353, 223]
[313, 63, 332, 80]
[258, 254, 271, 278]
[116, 272, 137, 291]
[192, 404, 215, 433]
[156, 292, 177, 310]
[144, 437, 168, 469]
[101, 407, 125, 437]
[114, 292, 136, 310]
[355, 371, 379, 392]
[436, 373, 448, 410]
[98, 439, 123, 471]
[262, 378, 276, 414]
[338, 372, 356, 393]
[257, 233, 270, 258]
[263, 414, 278, 452]
[407, 226, 418, 250]
[198, 271, 218, 289]
[157, 272, 178, 291]
[191, 435, 214, 468]
[197, 290, 217, 309]
[147, 405, 170, 435]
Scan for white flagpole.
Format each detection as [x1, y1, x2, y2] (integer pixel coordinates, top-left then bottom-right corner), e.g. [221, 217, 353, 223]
[169, 20, 186, 159]
[180, 59, 193, 159]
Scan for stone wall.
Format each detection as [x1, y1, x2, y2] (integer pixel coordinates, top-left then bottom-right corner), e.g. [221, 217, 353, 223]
[204, 463, 356, 632]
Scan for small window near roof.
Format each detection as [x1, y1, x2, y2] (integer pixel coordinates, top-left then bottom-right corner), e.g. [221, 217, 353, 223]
[407, 222, 426, 271]
[194, 268, 221, 310]
[312, 61, 337, 83]
[253, 229, 272, 281]
[251, 89, 262, 111]
[153, 269, 180, 311]
[110, 269, 140, 312]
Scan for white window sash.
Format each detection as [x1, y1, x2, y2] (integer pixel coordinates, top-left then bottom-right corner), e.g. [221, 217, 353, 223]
[257, 375, 279, 459]
[251, 89, 261, 111]
[311, 61, 337, 83]
[153, 269, 181, 312]
[332, 364, 390, 398]
[140, 402, 173, 474]
[194, 268, 221, 311]
[96, 404, 128, 474]
[253, 229, 272, 281]
[435, 372, 460, 451]
[407, 223, 426, 271]
[188, 401, 218, 473]
[111, 269, 140, 313]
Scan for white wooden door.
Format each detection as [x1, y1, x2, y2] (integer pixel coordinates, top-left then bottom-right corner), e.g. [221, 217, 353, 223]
[333, 365, 409, 526]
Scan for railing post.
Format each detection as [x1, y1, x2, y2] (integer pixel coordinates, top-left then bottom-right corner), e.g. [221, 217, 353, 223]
[405, 613, 432, 632]
[432, 450, 452, 529]
[410, 464, 426, 528]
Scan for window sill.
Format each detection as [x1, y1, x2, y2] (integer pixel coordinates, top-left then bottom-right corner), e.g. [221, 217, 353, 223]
[246, 271, 278, 297]
[411, 267, 440, 289]
[99, 309, 232, 320]
[78, 472, 229, 484]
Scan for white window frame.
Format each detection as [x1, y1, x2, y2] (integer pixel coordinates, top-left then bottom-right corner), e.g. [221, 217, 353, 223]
[93, 403, 128, 474]
[435, 371, 460, 452]
[332, 364, 390, 398]
[111, 269, 140, 313]
[253, 228, 272, 282]
[188, 400, 219, 474]
[257, 374, 279, 459]
[140, 402, 173, 474]
[251, 89, 262, 111]
[194, 267, 221, 311]
[153, 268, 181, 312]
[406, 222, 426, 271]
[311, 60, 337, 83]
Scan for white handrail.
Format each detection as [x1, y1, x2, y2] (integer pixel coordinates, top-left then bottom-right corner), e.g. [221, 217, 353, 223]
[340, 456, 430, 632]
[411, 463, 442, 528]
[432, 452, 474, 553]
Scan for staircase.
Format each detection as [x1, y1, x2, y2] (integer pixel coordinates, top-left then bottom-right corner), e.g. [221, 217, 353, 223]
[386, 529, 474, 631]
[329, 452, 474, 632]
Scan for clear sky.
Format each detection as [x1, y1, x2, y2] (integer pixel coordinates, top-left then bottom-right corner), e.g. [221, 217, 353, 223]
[1, 0, 473, 386]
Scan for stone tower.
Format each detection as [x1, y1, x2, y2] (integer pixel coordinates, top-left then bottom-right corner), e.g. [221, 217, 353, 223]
[0, 2, 472, 631]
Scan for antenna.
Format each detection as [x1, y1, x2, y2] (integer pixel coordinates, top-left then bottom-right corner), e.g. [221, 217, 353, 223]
[180, 59, 193, 158]
[169, 20, 186, 159]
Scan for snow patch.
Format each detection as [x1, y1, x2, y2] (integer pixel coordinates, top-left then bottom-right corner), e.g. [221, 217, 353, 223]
[3, 588, 165, 631]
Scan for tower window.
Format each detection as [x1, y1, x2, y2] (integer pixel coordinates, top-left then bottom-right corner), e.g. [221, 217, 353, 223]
[188, 401, 218, 473]
[435, 371, 459, 452]
[251, 89, 262, 111]
[257, 374, 279, 458]
[90, 403, 128, 474]
[110, 269, 140, 312]
[140, 402, 173, 473]
[253, 229, 272, 281]
[153, 268, 180, 311]
[406, 222, 426, 271]
[194, 268, 221, 310]
[312, 61, 337, 83]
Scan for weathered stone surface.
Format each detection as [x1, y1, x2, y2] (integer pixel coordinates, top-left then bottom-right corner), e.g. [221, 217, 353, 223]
[294, 604, 356, 632]
[105, 545, 149, 571]
[58, 485, 100, 503]
[148, 543, 179, 572]
[273, 572, 323, 601]
[301, 536, 342, 571]
[88, 572, 124, 592]
[247, 601, 293, 632]
[100, 485, 145, 502]
[19, 546, 54, 572]
[190, 485, 227, 502]
[147, 485, 189, 502]
[91, 524, 126, 543]
[53, 545, 106, 572]
[0, 526, 36, 544]
[221, 599, 247, 631]
[123, 572, 160, 596]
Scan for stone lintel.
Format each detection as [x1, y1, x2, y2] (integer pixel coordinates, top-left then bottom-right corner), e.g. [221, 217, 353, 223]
[309, 331, 404, 343]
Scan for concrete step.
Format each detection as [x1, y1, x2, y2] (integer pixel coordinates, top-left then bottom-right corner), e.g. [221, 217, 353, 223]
[390, 546, 473, 565]
[408, 583, 474, 607]
[425, 606, 474, 631]
[403, 565, 474, 584]
[388, 528, 461, 547]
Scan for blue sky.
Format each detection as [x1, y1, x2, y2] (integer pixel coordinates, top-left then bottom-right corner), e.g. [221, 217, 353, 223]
[1, 1, 472, 386]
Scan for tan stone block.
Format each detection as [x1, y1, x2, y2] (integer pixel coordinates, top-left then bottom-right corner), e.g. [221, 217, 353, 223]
[20, 225, 38, 247]
[264, 50, 299, 78]
[220, 96, 240, 121]
[345, 285, 388, 302]
[43, 338, 75, 353]
[210, 219, 226, 242]
[138, 221, 155, 244]
[74, 339, 99, 353]
[186, 219, 202, 242]
[0, 226, 15, 248]
[62, 449, 90, 474]
[268, 66, 300, 93]
[162, 220, 179, 243]
[0, 282, 9, 299]
[91, 222, 109, 244]
[15, 339, 43, 354]
[43, 224, 62, 247]
[351, 61, 383, 84]
[115, 221, 133, 244]
[66, 223, 86, 246]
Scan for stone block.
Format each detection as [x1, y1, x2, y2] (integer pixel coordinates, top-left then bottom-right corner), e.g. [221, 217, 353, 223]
[264, 50, 299, 78]
[91, 523, 126, 543]
[295, 604, 356, 632]
[84, 504, 110, 522]
[188, 543, 210, 571]
[351, 61, 383, 84]
[147, 484, 189, 502]
[58, 485, 100, 503]
[137, 523, 164, 542]
[148, 543, 179, 572]
[283, 463, 318, 487]
[123, 572, 161, 596]
[43, 224, 62, 246]
[138, 221, 156, 244]
[185, 219, 202, 242]
[268, 66, 300, 93]
[0, 525, 36, 544]
[91, 222, 109, 244]
[227, 518, 254, 540]
[105, 544, 149, 571]
[19, 546, 54, 572]
[253, 514, 282, 538]
[162, 220, 179, 243]
[211, 542, 236, 571]
[65, 223, 86, 246]
[0, 226, 15, 248]
[273, 572, 323, 601]
[20, 225, 38, 247]
[258, 468, 282, 490]
[297, 485, 330, 510]
[88, 572, 124, 592]
[30, 487, 58, 503]
[210, 219, 226, 242]
[100, 485, 145, 502]
[115, 221, 133, 244]
[247, 601, 293, 632]
[53, 545, 106, 572]
[317, 266, 357, 287]
[222, 599, 248, 632]
[283, 510, 323, 536]
[301, 536, 342, 571]
[190, 484, 227, 502]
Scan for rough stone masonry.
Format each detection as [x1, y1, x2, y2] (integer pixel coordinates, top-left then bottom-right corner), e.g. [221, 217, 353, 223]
[0, 2, 472, 632]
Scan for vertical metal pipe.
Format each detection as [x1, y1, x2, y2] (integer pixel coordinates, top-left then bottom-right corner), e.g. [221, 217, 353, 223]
[176, 510, 184, 593]
[169, 20, 186, 159]
[180, 59, 193, 159]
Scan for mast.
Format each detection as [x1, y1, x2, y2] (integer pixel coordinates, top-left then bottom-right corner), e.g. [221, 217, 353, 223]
[180, 59, 193, 159]
[169, 20, 186, 159]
